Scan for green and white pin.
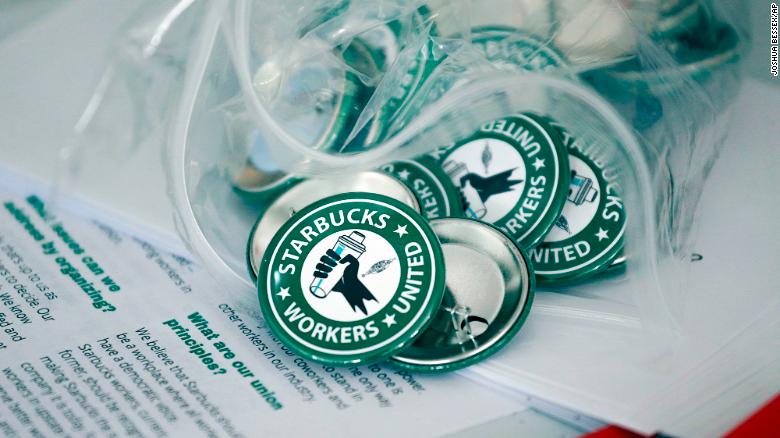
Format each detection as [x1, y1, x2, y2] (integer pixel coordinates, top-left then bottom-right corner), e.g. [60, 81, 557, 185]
[380, 157, 463, 220]
[471, 25, 568, 72]
[257, 193, 445, 365]
[529, 127, 626, 285]
[345, 6, 441, 148]
[432, 114, 570, 249]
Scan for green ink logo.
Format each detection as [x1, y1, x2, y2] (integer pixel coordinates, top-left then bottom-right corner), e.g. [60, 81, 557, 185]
[258, 193, 445, 365]
[439, 114, 569, 249]
[530, 149, 626, 283]
[548, 157, 601, 240]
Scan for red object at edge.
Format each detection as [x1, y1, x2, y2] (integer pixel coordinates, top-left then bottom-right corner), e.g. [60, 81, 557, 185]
[582, 393, 780, 438]
[582, 425, 648, 438]
[724, 393, 780, 438]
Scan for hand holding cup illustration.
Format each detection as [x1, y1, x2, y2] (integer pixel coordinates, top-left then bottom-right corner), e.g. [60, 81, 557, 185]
[310, 232, 378, 315]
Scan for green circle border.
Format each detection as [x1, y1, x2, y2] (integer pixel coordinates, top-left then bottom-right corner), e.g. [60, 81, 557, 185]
[436, 113, 570, 249]
[257, 192, 446, 366]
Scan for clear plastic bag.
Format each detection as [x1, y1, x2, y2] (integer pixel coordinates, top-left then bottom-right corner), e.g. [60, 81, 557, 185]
[0, 0, 68, 42]
[169, 0, 743, 329]
[68, 0, 751, 431]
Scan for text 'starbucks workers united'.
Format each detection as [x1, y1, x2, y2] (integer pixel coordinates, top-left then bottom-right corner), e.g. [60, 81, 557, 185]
[530, 137, 626, 284]
[432, 114, 569, 249]
[258, 193, 445, 365]
[381, 158, 462, 220]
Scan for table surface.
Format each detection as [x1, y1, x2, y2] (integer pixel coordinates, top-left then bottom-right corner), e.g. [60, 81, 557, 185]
[1, 1, 778, 436]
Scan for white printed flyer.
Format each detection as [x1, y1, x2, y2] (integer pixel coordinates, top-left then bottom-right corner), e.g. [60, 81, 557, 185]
[0, 178, 526, 438]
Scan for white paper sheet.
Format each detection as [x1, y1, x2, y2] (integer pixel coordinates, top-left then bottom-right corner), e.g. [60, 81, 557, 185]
[463, 78, 780, 436]
[0, 180, 527, 438]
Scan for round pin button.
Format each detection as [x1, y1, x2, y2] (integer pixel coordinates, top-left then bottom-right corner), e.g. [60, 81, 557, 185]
[528, 128, 626, 285]
[336, 6, 438, 151]
[246, 171, 420, 282]
[380, 157, 463, 220]
[235, 49, 366, 200]
[471, 25, 568, 72]
[232, 132, 303, 204]
[391, 218, 534, 373]
[233, 163, 301, 205]
[276, 55, 363, 154]
[433, 113, 570, 249]
[257, 193, 446, 366]
[372, 37, 444, 142]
